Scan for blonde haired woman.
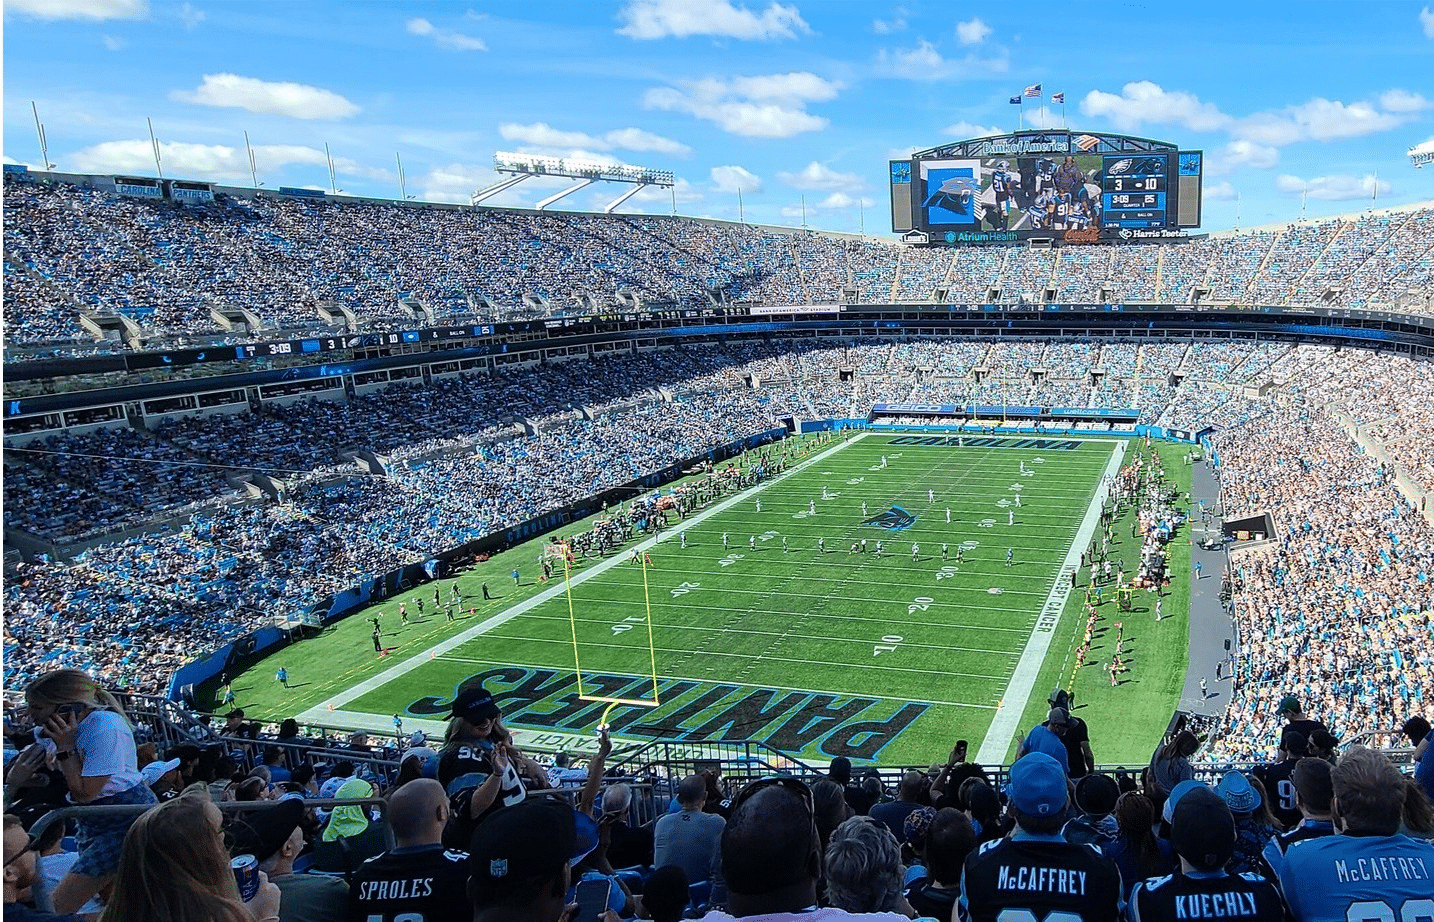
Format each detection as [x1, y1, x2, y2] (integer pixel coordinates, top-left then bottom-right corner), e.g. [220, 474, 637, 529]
[24, 668, 157, 914]
[99, 785, 280, 922]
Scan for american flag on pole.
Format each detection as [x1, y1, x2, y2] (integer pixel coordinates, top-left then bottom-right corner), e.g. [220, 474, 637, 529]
[1050, 92, 1064, 104]
[1024, 84, 1042, 97]
[1075, 134, 1100, 151]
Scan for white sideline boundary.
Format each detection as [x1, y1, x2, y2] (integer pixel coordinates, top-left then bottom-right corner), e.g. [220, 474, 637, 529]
[297, 432, 869, 724]
[974, 439, 1127, 765]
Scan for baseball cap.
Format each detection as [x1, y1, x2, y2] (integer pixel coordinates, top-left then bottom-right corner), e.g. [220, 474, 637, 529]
[468, 799, 577, 887]
[140, 757, 182, 786]
[1007, 752, 1068, 817]
[904, 806, 936, 845]
[1401, 716, 1431, 744]
[1170, 786, 1235, 872]
[1276, 695, 1301, 716]
[1161, 779, 1207, 824]
[228, 797, 305, 864]
[1074, 773, 1120, 817]
[1046, 707, 1071, 728]
[447, 682, 501, 723]
[1216, 771, 1260, 814]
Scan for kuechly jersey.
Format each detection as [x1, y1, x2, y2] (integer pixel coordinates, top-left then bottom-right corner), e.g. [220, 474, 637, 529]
[349, 845, 472, 922]
[1128, 870, 1284, 922]
[959, 835, 1122, 922]
[1273, 833, 1434, 922]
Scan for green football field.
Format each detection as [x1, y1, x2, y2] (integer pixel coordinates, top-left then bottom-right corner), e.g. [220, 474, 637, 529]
[220, 431, 1189, 768]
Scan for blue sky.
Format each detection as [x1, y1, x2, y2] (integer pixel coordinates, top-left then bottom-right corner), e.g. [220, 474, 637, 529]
[4, 0, 1432, 235]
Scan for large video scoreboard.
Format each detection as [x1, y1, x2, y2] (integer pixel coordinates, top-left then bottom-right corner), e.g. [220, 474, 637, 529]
[890, 130, 1202, 245]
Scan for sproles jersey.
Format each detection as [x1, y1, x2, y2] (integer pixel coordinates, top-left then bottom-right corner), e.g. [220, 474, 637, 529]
[348, 844, 471, 922]
[1128, 870, 1284, 922]
[959, 835, 1122, 922]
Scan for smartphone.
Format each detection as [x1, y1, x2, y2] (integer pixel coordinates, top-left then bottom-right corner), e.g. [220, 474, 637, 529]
[573, 878, 612, 922]
[955, 739, 969, 762]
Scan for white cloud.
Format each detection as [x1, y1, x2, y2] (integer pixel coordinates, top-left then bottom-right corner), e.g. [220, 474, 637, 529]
[171, 74, 360, 120]
[778, 161, 863, 191]
[814, 192, 874, 208]
[643, 72, 840, 138]
[6, 0, 146, 20]
[617, 0, 810, 40]
[1204, 181, 1237, 201]
[1207, 139, 1280, 176]
[1421, 6, 1434, 38]
[178, 2, 204, 29]
[1234, 97, 1415, 145]
[1080, 81, 1230, 133]
[419, 162, 503, 205]
[1275, 173, 1391, 201]
[955, 17, 991, 45]
[942, 120, 1003, 138]
[1378, 89, 1431, 113]
[406, 17, 487, 51]
[876, 40, 1009, 80]
[499, 122, 691, 157]
[872, 9, 906, 34]
[68, 139, 389, 185]
[102, 34, 125, 51]
[629, 177, 703, 206]
[710, 164, 763, 193]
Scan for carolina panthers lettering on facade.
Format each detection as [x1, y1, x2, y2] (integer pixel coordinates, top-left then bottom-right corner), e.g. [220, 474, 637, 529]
[996, 866, 1088, 894]
[885, 436, 1082, 451]
[405, 667, 931, 760]
[863, 506, 917, 530]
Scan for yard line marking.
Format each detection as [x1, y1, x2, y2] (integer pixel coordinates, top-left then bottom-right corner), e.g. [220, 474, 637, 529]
[483, 607, 1038, 637]
[296, 433, 870, 724]
[975, 439, 1127, 765]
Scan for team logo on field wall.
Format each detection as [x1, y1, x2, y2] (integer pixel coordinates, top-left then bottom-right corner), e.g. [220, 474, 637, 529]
[403, 667, 931, 760]
[862, 506, 918, 531]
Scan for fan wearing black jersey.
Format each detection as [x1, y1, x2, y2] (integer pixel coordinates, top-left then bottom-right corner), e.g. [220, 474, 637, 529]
[436, 682, 547, 850]
[959, 752, 1122, 922]
[1128, 785, 1284, 922]
[348, 779, 470, 922]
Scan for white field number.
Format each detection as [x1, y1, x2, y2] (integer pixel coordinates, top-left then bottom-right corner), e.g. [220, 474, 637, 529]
[873, 634, 903, 656]
[611, 616, 646, 634]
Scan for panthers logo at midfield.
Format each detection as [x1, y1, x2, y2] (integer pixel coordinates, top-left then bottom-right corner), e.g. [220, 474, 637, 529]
[863, 506, 917, 531]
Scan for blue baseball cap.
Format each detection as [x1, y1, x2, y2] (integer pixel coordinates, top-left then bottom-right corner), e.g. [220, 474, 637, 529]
[1161, 779, 1207, 824]
[1007, 752, 1068, 817]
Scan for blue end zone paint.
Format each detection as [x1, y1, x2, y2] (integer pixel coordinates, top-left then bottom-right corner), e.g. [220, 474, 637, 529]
[884, 435, 1083, 450]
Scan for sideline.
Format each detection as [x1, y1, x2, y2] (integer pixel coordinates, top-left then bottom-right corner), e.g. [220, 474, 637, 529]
[975, 440, 1127, 764]
[298, 432, 869, 723]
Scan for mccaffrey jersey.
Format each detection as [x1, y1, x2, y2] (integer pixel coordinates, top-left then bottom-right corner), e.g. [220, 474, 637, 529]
[349, 844, 472, 922]
[1273, 833, 1434, 922]
[959, 834, 1122, 922]
[1128, 870, 1284, 922]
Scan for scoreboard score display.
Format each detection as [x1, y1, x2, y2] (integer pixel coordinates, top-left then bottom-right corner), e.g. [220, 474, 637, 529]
[891, 131, 1202, 244]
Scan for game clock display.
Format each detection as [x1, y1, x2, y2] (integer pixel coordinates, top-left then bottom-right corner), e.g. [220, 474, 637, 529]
[1101, 156, 1168, 228]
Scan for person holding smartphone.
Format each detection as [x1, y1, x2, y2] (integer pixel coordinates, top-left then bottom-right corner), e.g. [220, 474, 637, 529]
[437, 682, 547, 850]
[24, 668, 157, 916]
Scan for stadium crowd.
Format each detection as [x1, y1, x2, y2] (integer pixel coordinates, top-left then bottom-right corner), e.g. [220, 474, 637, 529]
[3, 176, 1431, 351]
[3, 668, 1432, 922]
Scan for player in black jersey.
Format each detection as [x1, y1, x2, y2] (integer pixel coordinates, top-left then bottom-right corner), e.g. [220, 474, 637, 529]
[1129, 785, 1284, 922]
[959, 752, 1122, 922]
[349, 779, 472, 922]
[1251, 730, 1308, 830]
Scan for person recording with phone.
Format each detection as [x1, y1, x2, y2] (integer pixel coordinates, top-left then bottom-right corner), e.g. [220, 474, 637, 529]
[22, 668, 157, 916]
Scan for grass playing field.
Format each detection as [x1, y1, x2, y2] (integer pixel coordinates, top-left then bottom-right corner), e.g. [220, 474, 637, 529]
[222, 432, 1193, 768]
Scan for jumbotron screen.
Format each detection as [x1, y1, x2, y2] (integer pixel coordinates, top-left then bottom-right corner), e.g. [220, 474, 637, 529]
[890, 130, 1202, 244]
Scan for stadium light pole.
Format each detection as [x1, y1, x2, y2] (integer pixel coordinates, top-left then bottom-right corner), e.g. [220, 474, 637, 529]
[737, 186, 744, 223]
[325, 143, 338, 194]
[244, 131, 260, 188]
[396, 152, 408, 200]
[31, 101, 54, 171]
[147, 118, 164, 180]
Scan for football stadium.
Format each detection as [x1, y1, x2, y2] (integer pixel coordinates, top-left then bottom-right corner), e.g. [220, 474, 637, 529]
[4, 3, 1434, 920]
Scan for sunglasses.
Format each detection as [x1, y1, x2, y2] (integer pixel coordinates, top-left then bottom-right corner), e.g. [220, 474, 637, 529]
[3, 833, 38, 869]
[730, 776, 814, 817]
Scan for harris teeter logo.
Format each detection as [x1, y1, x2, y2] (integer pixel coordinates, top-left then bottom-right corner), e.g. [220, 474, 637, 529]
[863, 505, 917, 531]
